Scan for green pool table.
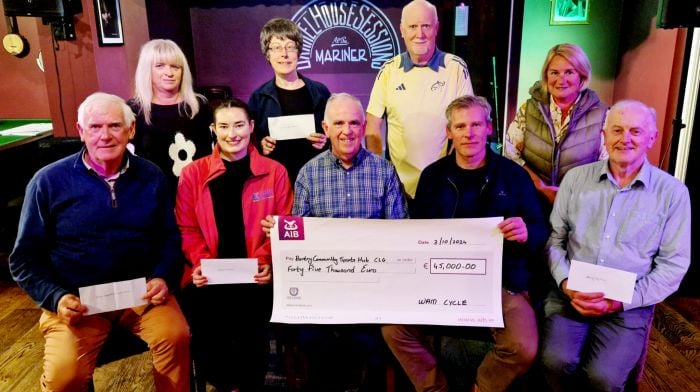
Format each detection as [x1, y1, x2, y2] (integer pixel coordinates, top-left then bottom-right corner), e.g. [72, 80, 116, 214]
[0, 119, 53, 151]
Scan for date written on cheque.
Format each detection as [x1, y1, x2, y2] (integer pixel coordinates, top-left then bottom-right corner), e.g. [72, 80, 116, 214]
[426, 258, 487, 275]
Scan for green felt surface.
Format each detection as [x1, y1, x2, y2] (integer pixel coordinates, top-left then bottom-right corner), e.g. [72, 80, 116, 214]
[0, 119, 52, 147]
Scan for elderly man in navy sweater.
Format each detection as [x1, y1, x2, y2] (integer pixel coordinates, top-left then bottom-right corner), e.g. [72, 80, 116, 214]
[9, 92, 190, 391]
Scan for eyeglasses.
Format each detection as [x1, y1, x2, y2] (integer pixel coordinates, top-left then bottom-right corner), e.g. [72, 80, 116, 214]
[268, 44, 299, 54]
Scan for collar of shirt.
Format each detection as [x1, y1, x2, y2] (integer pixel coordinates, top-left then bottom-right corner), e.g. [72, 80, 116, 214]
[329, 147, 369, 170]
[549, 93, 582, 142]
[400, 48, 446, 72]
[598, 158, 651, 189]
[81, 151, 129, 181]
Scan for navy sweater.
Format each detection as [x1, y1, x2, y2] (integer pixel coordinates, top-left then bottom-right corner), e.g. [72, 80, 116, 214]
[9, 149, 182, 312]
[413, 150, 549, 293]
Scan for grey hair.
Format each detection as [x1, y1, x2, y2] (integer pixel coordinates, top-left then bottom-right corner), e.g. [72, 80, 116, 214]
[401, 0, 438, 25]
[445, 95, 492, 128]
[324, 93, 365, 123]
[78, 92, 135, 128]
[603, 100, 657, 133]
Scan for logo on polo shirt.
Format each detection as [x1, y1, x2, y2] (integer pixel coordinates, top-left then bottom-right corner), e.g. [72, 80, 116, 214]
[279, 216, 305, 240]
[396, 83, 406, 91]
[292, 0, 401, 72]
[431, 81, 446, 92]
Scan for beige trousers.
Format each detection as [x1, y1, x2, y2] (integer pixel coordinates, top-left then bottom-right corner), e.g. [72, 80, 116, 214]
[39, 296, 190, 392]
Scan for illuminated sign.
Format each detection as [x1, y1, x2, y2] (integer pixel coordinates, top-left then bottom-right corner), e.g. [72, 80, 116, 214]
[292, 0, 401, 73]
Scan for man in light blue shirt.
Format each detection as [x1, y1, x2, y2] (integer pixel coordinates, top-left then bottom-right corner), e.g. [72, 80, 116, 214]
[541, 100, 690, 391]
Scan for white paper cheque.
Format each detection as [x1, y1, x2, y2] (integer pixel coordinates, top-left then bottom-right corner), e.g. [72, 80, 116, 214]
[567, 260, 636, 303]
[268, 114, 315, 140]
[78, 277, 148, 315]
[271, 216, 504, 327]
[201, 258, 258, 284]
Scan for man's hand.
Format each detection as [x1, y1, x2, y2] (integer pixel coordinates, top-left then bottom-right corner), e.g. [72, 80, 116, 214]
[307, 133, 327, 150]
[191, 265, 208, 288]
[143, 277, 169, 305]
[261, 136, 277, 155]
[57, 294, 87, 325]
[498, 217, 528, 243]
[261, 215, 276, 238]
[254, 264, 272, 285]
[561, 279, 623, 317]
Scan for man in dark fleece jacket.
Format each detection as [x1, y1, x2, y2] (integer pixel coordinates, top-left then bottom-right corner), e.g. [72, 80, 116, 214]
[382, 95, 548, 392]
[9, 92, 190, 391]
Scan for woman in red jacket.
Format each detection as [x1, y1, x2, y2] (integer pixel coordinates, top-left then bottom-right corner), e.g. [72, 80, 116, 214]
[175, 98, 293, 391]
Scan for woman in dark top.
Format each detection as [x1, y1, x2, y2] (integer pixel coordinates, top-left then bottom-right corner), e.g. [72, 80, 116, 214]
[129, 39, 212, 193]
[248, 18, 331, 183]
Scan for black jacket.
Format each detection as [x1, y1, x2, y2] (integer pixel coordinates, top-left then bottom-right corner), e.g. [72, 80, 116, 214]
[413, 150, 549, 292]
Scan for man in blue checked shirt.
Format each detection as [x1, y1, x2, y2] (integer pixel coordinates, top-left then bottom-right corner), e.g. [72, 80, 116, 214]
[541, 100, 691, 391]
[293, 92, 408, 219]
[265, 92, 408, 391]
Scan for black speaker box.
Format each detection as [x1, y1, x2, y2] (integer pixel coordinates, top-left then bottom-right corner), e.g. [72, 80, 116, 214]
[2, 0, 82, 18]
[658, 0, 700, 28]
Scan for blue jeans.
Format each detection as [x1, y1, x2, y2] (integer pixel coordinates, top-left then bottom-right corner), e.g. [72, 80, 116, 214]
[541, 289, 654, 392]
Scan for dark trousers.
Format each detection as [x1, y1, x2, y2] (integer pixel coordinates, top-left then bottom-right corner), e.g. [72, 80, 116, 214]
[298, 324, 387, 392]
[190, 283, 272, 391]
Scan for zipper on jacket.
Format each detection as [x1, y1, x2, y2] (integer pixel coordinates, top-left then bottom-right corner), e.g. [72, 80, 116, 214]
[107, 181, 118, 208]
[447, 174, 490, 218]
[447, 177, 459, 218]
[538, 102, 559, 184]
[480, 176, 490, 197]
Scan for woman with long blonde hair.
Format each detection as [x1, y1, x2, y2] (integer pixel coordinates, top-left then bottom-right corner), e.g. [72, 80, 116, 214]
[129, 39, 212, 192]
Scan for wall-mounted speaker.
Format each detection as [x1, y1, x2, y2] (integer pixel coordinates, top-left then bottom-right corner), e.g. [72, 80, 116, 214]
[657, 0, 700, 28]
[2, 0, 82, 18]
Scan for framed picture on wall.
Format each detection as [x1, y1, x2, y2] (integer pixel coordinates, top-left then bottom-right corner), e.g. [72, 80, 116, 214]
[550, 0, 590, 25]
[94, 0, 124, 45]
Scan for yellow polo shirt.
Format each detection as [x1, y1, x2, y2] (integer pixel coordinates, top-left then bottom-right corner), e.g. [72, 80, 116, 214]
[367, 49, 473, 198]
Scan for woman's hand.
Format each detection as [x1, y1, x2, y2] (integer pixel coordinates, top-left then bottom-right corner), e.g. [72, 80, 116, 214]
[254, 264, 272, 285]
[192, 265, 208, 287]
[307, 132, 327, 150]
[261, 136, 277, 155]
[261, 215, 276, 238]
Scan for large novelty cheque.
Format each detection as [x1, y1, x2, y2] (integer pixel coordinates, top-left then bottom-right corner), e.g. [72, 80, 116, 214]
[271, 216, 504, 327]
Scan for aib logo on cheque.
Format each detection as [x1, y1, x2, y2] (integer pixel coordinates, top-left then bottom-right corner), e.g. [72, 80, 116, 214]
[279, 216, 305, 240]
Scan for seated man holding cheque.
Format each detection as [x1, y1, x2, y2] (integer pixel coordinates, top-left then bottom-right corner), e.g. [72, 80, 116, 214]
[9, 92, 190, 391]
[264, 92, 408, 391]
[541, 100, 691, 391]
[382, 95, 549, 392]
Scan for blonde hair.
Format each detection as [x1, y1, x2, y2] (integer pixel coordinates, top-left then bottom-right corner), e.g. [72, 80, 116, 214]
[445, 95, 492, 128]
[133, 39, 203, 125]
[539, 43, 592, 96]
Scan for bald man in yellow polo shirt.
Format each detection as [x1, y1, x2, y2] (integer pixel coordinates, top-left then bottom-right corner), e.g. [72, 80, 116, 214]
[366, 0, 473, 199]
